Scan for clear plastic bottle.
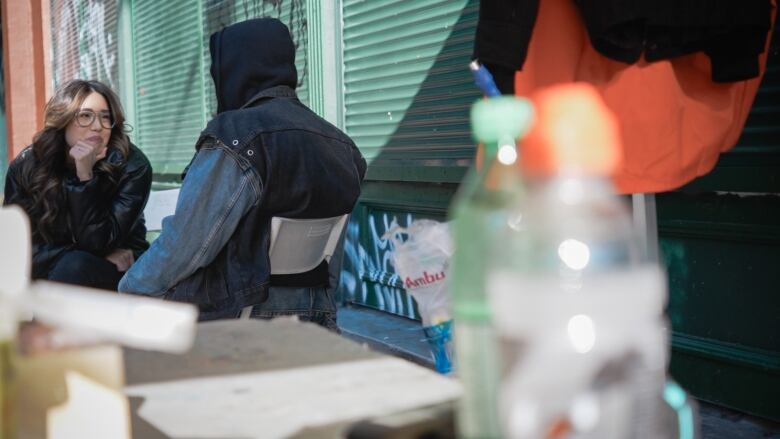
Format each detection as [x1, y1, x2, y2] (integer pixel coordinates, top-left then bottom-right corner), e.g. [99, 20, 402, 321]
[449, 96, 534, 438]
[0, 328, 14, 439]
[0, 206, 28, 439]
[485, 84, 671, 439]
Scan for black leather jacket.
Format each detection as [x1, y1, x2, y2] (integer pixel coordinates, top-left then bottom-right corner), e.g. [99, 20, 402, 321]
[3, 143, 152, 278]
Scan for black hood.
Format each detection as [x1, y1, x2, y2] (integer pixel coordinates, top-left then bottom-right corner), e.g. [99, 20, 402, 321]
[210, 18, 298, 113]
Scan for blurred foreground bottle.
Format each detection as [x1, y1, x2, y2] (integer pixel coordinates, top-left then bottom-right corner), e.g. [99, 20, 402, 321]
[0, 206, 29, 439]
[449, 95, 533, 438]
[486, 83, 673, 438]
[0, 313, 15, 439]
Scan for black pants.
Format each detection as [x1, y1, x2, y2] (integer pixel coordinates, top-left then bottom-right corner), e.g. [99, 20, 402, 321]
[47, 250, 124, 291]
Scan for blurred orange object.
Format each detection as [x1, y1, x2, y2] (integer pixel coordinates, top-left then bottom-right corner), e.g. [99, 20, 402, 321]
[515, 0, 777, 193]
[523, 83, 622, 177]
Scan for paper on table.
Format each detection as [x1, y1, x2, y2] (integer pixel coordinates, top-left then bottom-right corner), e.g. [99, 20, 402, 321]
[126, 356, 462, 439]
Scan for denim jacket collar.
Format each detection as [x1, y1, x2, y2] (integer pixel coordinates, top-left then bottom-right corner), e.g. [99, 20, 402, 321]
[241, 85, 297, 109]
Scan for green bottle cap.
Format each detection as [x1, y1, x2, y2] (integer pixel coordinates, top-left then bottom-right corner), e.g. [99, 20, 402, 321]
[470, 96, 534, 144]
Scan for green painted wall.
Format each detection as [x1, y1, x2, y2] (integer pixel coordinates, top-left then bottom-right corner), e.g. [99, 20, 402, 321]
[657, 29, 780, 420]
[340, 0, 480, 317]
[129, 0, 311, 181]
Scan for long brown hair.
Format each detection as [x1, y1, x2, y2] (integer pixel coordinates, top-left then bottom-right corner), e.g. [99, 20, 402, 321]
[27, 80, 131, 242]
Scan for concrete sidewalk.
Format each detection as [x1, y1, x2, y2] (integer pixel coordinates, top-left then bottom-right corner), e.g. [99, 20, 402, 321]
[338, 304, 780, 439]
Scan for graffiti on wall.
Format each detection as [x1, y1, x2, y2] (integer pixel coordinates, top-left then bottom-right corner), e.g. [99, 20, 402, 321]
[340, 211, 419, 319]
[77, 1, 117, 86]
[51, 0, 119, 88]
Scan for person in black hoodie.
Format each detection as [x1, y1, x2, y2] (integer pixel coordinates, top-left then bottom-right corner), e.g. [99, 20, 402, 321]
[4, 79, 152, 291]
[119, 18, 367, 329]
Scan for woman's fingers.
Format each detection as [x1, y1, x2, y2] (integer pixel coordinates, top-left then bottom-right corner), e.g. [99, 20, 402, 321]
[72, 141, 97, 155]
[70, 141, 100, 181]
[122, 249, 135, 271]
[105, 248, 134, 272]
[125, 250, 135, 267]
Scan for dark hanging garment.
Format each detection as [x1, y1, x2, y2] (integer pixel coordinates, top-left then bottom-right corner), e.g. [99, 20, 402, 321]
[471, 0, 539, 94]
[575, 0, 773, 82]
[472, 0, 773, 83]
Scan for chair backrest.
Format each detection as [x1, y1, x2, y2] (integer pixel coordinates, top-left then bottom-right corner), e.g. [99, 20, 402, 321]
[143, 189, 180, 232]
[269, 215, 349, 275]
[142, 189, 347, 275]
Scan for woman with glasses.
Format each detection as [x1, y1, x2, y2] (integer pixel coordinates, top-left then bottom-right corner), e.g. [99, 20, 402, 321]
[3, 79, 152, 290]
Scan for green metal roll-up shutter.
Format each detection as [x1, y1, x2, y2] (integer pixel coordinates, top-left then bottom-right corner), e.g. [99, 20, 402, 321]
[201, 0, 310, 114]
[132, 0, 206, 176]
[132, 0, 310, 176]
[342, 0, 480, 176]
[50, 0, 120, 89]
[339, 1, 480, 316]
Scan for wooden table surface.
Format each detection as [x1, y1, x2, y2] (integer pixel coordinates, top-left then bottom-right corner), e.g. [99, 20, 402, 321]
[124, 318, 461, 439]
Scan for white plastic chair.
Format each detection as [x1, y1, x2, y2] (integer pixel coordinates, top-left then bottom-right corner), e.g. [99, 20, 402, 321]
[143, 189, 348, 275]
[143, 189, 181, 233]
[268, 214, 349, 275]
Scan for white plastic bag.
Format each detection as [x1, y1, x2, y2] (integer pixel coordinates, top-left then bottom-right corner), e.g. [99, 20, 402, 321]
[383, 219, 453, 327]
[384, 219, 455, 373]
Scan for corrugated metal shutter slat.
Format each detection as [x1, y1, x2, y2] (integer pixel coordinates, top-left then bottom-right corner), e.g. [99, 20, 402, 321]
[131, 0, 310, 175]
[133, 0, 204, 175]
[342, 0, 457, 25]
[342, 0, 480, 163]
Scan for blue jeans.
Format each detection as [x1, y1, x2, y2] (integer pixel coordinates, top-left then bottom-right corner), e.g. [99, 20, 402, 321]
[245, 286, 338, 332]
[47, 250, 123, 291]
[239, 224, 346, 332]
[195, 217, 347, 330]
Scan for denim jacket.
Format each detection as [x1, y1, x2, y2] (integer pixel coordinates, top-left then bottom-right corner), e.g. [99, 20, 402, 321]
[119, 86, 366, 320]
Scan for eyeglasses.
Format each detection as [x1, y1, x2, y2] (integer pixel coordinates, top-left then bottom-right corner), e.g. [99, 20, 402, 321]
[75, 110, 115, 129]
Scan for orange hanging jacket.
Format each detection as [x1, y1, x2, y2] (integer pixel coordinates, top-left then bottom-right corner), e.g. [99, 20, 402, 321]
[513, 0, 776, 193]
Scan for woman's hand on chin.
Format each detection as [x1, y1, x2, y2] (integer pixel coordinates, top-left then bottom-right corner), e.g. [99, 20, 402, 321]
[69, 140, 107, 181]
